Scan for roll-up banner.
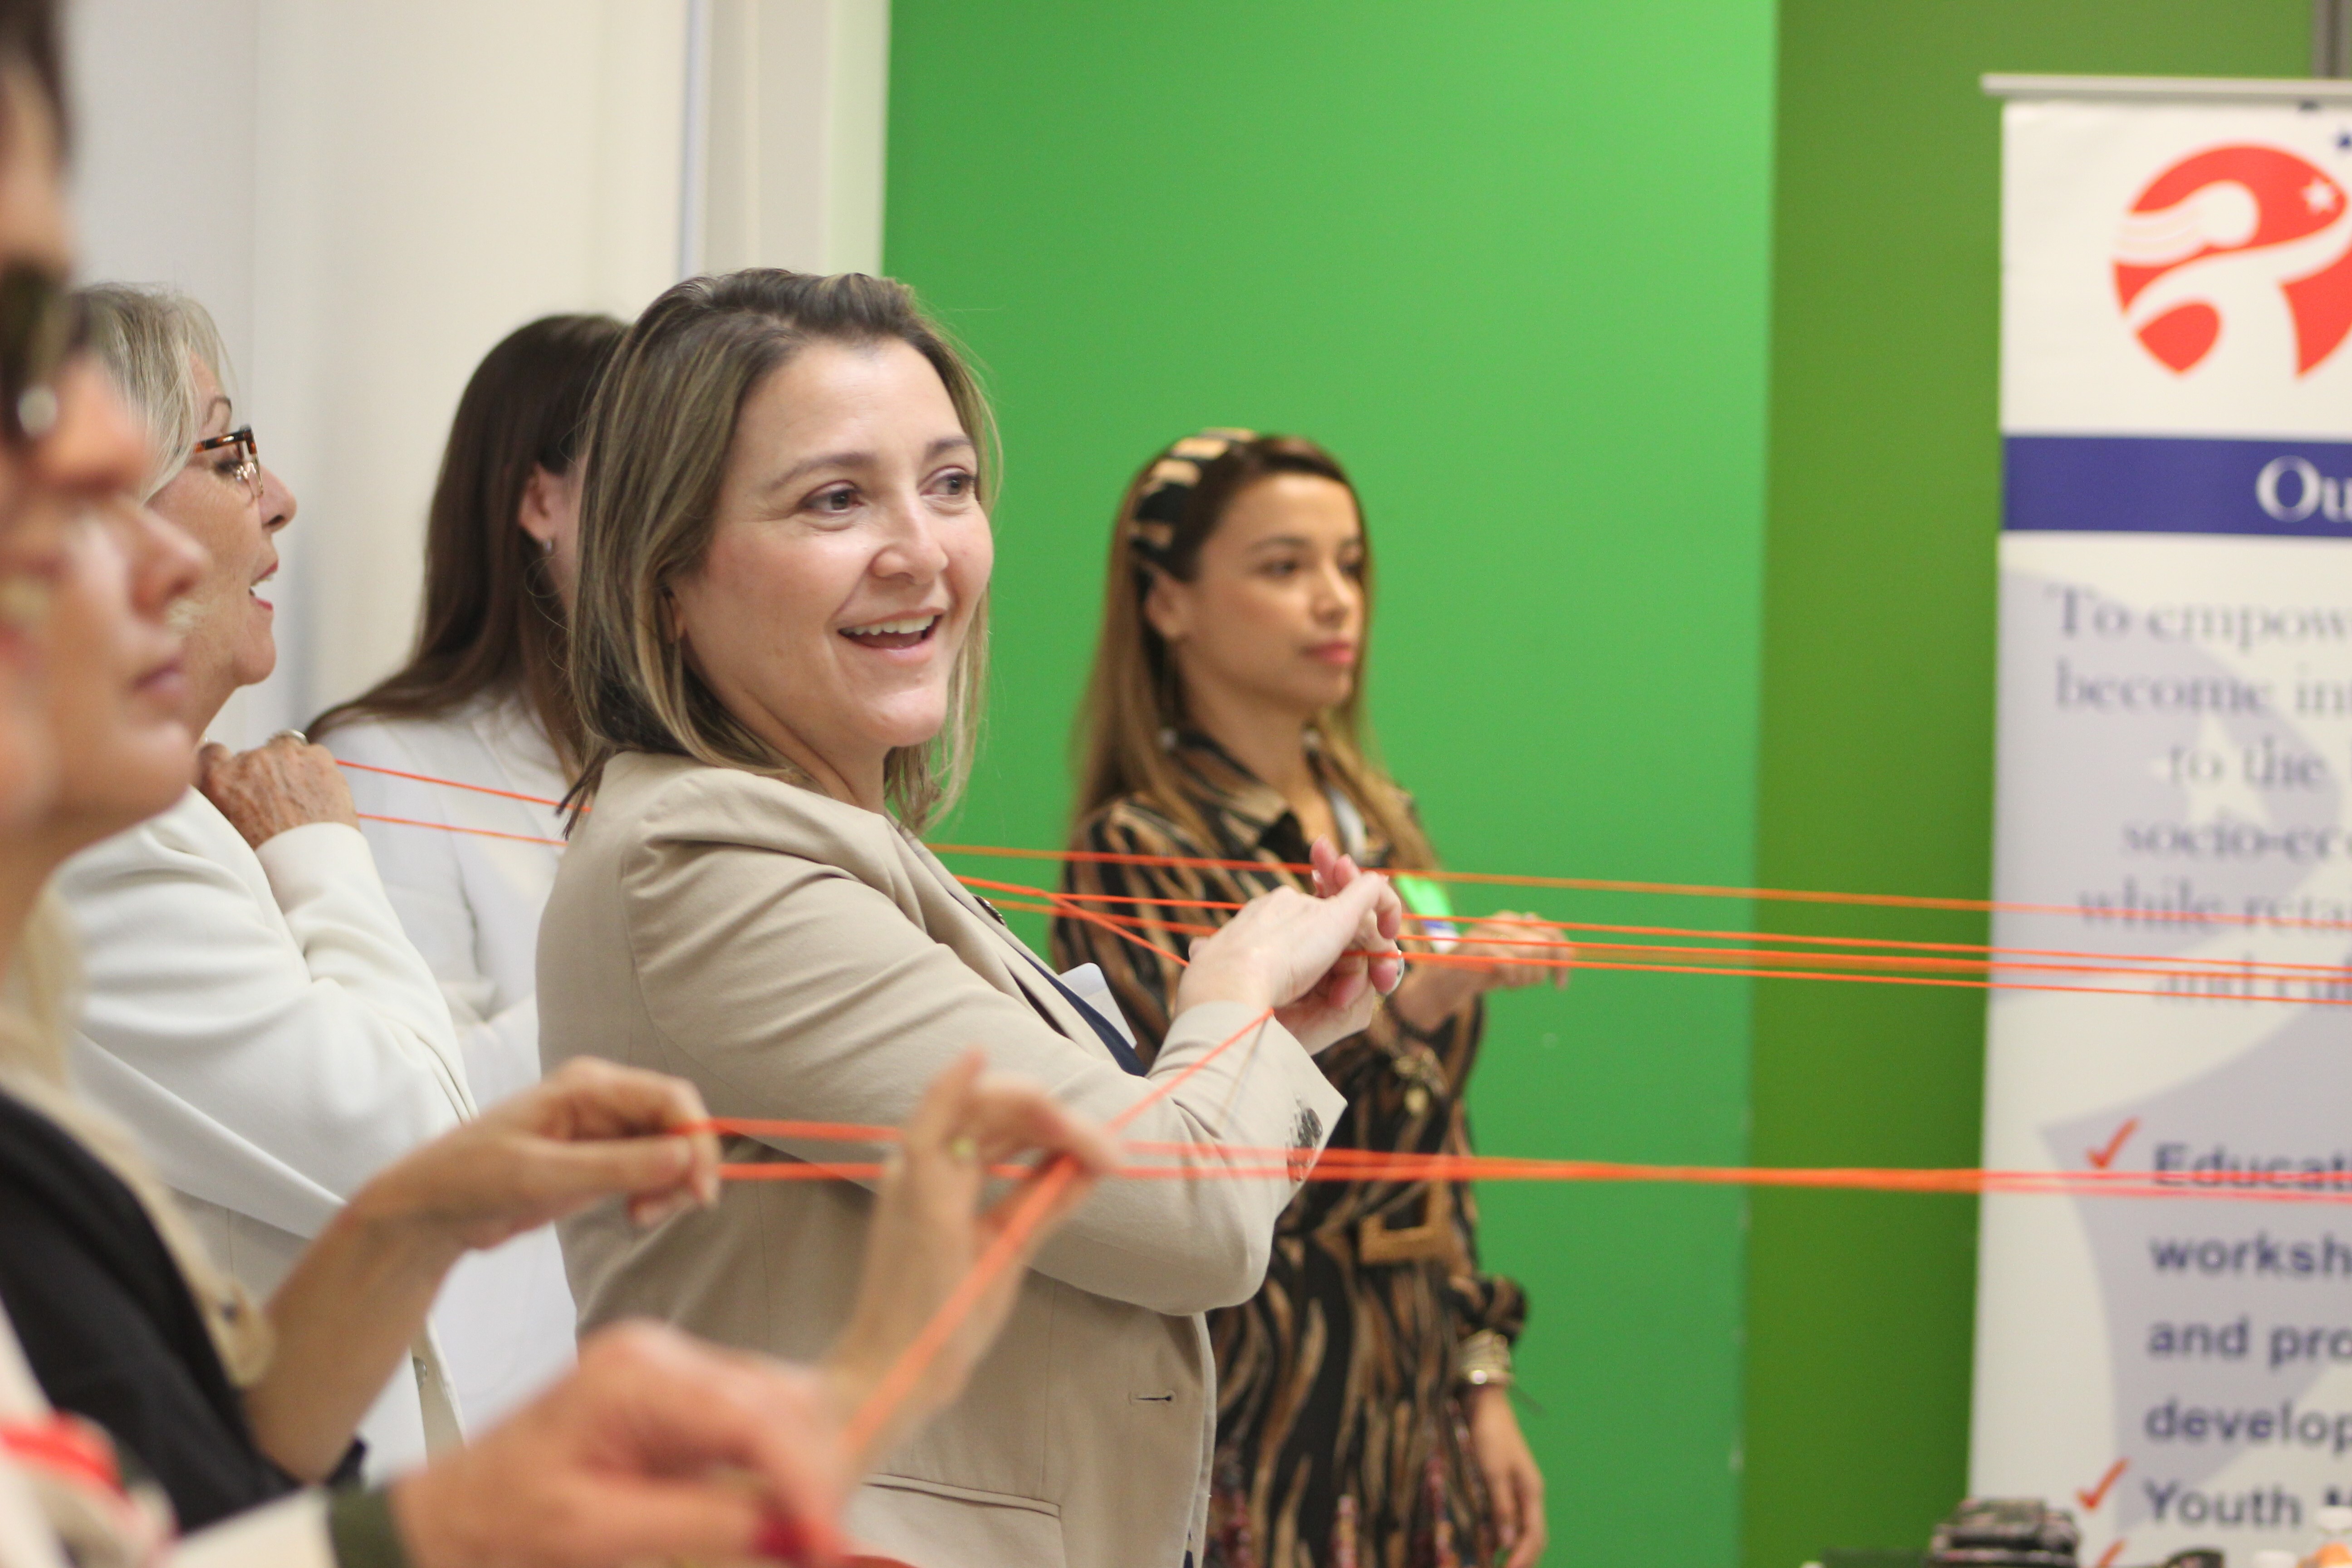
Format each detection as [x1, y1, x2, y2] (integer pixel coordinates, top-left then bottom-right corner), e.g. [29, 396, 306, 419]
[1973, 76, 2352, 1566]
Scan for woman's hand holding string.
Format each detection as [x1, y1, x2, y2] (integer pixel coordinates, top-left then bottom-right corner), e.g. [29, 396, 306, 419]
[1173, 836, 1404, 1054]
[820, 1050, 1121, 1467]
[194, 731, 361, 848]
[245, 1059, 722, 1481]
[383, 1057, 1115, 1562]
[348, 1056, 723, 1250]
[1390, 909, 1570, 1033]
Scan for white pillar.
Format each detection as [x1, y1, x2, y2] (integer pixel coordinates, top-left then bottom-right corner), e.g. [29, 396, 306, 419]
[696, 0, 891, 276]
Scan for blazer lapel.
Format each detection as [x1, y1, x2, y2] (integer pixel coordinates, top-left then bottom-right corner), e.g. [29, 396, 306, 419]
[897, 835, 1142, 1072]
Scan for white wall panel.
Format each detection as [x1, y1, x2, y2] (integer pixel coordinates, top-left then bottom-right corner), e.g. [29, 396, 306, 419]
[62, 0, 884, 740]
[67, 1, 690, 738]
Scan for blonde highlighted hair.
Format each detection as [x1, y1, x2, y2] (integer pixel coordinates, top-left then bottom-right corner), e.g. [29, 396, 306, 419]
[1073, 432, 1433, 870]
[567, 270, 994, 830]
[0, 896, 270, 1385]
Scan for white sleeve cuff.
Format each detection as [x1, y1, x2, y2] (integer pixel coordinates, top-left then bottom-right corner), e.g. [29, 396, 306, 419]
[254, 822, 388, 911]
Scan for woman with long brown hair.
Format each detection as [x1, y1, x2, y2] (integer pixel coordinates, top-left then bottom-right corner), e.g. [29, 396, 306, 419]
[537, 271, 1410, 1568]
[1054, 430, 1558, 1568]
[312, 313, 623, 1426]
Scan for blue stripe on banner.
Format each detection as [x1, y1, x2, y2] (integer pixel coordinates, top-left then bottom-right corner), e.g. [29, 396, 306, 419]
[2005, 434, 2352, 538]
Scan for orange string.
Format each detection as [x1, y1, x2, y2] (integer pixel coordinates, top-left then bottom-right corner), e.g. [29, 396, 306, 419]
[705, 1141, 2352, 1205]
[980, 893, 2352, 1007]
[833, 1007, 1274, 1455]
[336, 792, 2352, 1004]
[338, 759, 568, 810]
[1036, 886, 2352, 979]
[989, 880, 1189, 967]
[992, 885, 2352, 987]
[330, 760, 2352, 955]
[697, 1117, 2352, 1205]
[330, 758, 2352, 936]
[353, 812, 566, 848]
[933, 842, 2352, 933]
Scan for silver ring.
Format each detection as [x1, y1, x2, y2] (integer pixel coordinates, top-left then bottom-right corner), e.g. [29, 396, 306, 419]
[270, 728, 308, 747]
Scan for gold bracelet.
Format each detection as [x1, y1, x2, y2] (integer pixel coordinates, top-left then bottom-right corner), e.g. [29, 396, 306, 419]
[1456, 1329, 1514, 1390]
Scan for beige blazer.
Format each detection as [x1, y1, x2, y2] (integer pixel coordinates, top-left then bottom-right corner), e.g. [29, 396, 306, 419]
[539, 754, 1346, 1568]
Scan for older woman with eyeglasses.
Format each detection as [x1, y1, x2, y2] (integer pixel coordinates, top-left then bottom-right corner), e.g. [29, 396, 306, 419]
[49, 284, 478, 1478]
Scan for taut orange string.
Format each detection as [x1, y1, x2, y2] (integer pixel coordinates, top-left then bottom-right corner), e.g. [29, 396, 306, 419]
[1037, 887, 2352, 980]
[330, 760, 2352, 956]
[978, 891, 2352, 1006]
[700, 1117, 2352, 1205]
[710, 1152, 2352, 1205]
[338, 759, 568, 811]
[330, 759, 2352, 936]
[336, 797, 2352, 1000]
[353, 812, 565, 848]
[933, 842, 2352, 934]
[994, 884, 2352, 989]
[833, 1007, 1275, 1455]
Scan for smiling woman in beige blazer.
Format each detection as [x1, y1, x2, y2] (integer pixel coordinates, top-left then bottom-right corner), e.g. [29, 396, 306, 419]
[539, 270, 1407, 1568]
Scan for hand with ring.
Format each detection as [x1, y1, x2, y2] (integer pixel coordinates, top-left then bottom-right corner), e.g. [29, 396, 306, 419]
[194, 728, 358, 848]
[818, 1052, 1119, 1465]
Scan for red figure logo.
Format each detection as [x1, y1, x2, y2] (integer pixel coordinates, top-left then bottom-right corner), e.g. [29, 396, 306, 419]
[2113, 144, 2352, 377]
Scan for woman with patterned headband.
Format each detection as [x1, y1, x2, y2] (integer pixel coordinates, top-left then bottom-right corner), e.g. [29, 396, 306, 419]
[1055, 430, 1561, 1568]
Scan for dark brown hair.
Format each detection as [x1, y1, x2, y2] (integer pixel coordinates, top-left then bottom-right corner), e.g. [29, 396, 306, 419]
[313, 314, 624, 768]
[1073, 433, 1434, 869]
[567, 270, 994, 828]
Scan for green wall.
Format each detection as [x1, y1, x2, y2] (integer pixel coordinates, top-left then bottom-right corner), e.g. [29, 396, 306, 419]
[885, 2, 1775, 1561]
[1744, 6, 2311, 1568]
[887, 3, 2315, 1564]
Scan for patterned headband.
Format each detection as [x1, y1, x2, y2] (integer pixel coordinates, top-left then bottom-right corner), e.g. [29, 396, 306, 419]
[1126, 427, 1259, 570]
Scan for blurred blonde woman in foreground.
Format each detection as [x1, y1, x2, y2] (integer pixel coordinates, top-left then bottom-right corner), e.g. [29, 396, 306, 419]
[0, 3, 1115, 1563]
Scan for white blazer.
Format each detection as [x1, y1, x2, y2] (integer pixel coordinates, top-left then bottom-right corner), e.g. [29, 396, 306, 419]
[326, 694, 578, 1426]
[54, 789, 474, 1477]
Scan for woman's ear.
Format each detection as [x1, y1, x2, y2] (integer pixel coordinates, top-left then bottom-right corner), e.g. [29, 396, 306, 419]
[518, 465, 565, 552]
[1140, 568, 1191, 644]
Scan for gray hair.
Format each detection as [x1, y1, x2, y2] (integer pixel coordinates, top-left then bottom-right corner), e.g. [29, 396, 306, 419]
[77, 283, 233, 502]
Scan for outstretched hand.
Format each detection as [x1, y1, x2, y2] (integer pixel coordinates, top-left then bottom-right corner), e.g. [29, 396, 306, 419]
[1176, 837, 1404, 1054]
[1279, 838, 1406, 1044]
[249, 1061, 725, 1485]
[1390, 906, 1570, 1032]
[823, 1051, 1121, 1465]
[348, 1057, 722, 1254]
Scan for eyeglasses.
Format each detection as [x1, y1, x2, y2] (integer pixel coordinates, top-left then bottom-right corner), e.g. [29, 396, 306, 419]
[191, 425, 260, 499]
[0, 265, 87, 446]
